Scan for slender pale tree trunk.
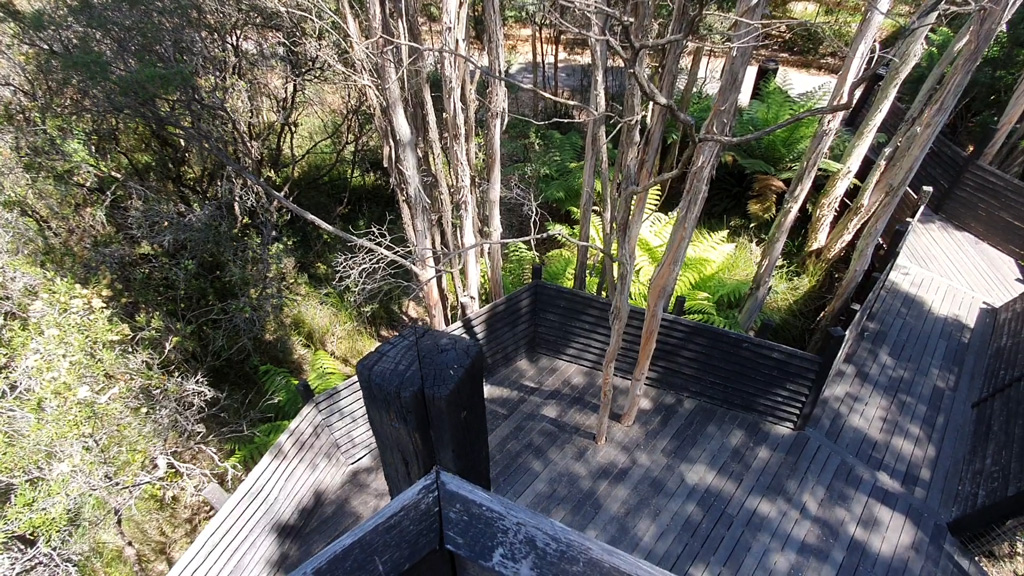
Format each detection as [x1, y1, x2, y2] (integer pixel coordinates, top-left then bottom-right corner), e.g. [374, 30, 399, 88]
[595, 0, 653, 445]
[367, 0, 446, 328]
[737, 0, 892, 332]
[908, 15, 975, 120]
[441, 0, 480, 314]
[805, 2, 941, 256]
[482, 0, 506, 300]
[620, 0, 767, 427]
[680, 45, 705, 114]
[1000, 136, 1024, 175]
[574, 7, 609, 291]
[816, 6, 968, 267]
[811, 0, 1022, 350]
[981, 70, 1024, 164]
[638, 0, 702, 185]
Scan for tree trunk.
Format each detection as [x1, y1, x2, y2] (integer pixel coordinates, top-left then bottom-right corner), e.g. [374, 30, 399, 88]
[574, 8, 609, 291]
[981, 69, 1024, 165]
[908, 14, 975, 120]
[368, 0, 445, 329]
[442, 0, 480, 314]
[531, 23, 539, 116]
[680, 44, 705, 113]
[483, 0, 506, 300]
[815, 4, 960, 267]
[1000, 135, 1024, 176]
[638, 0, 703, 185]
[553, 4, 563, 97]
[737, 0, 891, 332]
[805, 2, 941, 256]
[595, 0, 653, 445]
[811, 0, 1022, 349]
[620, 0, 766, 428]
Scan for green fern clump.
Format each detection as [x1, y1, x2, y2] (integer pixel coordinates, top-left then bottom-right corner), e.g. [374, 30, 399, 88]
[501, 241, 539, 294]
[720, 78, 850, 224]
[507, 129, 601, 212]
[729, 78, 831, 176]
[228, 351, 351, 469]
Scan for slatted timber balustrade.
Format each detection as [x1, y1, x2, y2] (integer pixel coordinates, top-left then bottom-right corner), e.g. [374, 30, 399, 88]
[531, 282, 823, 428]
[874, 103, 1024, 261]
[950, 292, 1024, 538]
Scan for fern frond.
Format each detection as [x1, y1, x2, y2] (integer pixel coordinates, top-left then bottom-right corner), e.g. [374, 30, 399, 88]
[747, 174, 786, 224]
[256, 365, 303, 420]
[228, 420, 291, 469]
[308, 350, 350, 394]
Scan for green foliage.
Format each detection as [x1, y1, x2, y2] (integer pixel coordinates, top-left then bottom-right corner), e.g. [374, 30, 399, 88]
[728, 79, 834, 178]
[502, 241, 540, 295]
[0, 248, 218, 572]
[255, 365, 304, 421]
[700, 78, 849, 224]
[228, 350, 353, 469]
[508, 129, 588, 211]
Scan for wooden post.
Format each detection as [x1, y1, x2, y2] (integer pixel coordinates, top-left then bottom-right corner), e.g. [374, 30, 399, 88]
[671, 295, 687, 316]
[296, 378, 314, 404]
[797, 327, 846, 430]
[531, 263, 543, 283]
[754, 318, 775, 339]
[751, 59, 779, 101]
[845, 64, 888, 128]
[880, 222, 910, 271]
[357, 327, 489, 497]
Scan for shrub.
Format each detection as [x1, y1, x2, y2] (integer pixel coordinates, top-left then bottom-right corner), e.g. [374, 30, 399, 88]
[0, 250, 218, 573]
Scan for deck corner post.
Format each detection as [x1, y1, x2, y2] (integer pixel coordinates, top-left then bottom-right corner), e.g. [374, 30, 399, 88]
[754, 318, 775, 339]
[357, 327, 490, 497]
[797, 326, 847, 430]
[671, 295, 687, 316]
[531, 263, 543, 283]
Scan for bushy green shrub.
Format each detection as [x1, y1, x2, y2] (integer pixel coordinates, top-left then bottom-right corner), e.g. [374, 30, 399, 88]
[0, 248, 218, 573]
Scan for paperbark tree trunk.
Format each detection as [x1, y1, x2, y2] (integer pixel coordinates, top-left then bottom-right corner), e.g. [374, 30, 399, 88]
[804, 1, 941, 256]
[811, 0, 1022, 350]
[638, 0, 703, 185]
[620, 0, 766, 428]
[981, 69, 1024, 165]
[815, 5, 966, 268]
[908, 15, 975, 120]
[483, 0, 506, 301]
[737, 0, 892, 332]
[574, 7, 609, 291]
[441, 0, 480, 314]
[595, 0, 653, 445]
[366, 0, 446, 329]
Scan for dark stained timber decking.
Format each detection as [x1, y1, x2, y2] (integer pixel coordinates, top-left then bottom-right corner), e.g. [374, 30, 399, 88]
[952, 292, 1024, 537]
[439, 472, 673, 576]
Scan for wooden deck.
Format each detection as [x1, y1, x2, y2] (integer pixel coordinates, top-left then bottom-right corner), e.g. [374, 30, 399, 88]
[174, 210, 1023, 574]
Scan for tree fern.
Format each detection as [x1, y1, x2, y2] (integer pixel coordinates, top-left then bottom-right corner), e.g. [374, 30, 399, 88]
[501, 241, 538, 294]
[307, 350, 349, 394]
[256, 365, 303, 421]
[227, 421, 291, 469]
[231, 351, 351, 469]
